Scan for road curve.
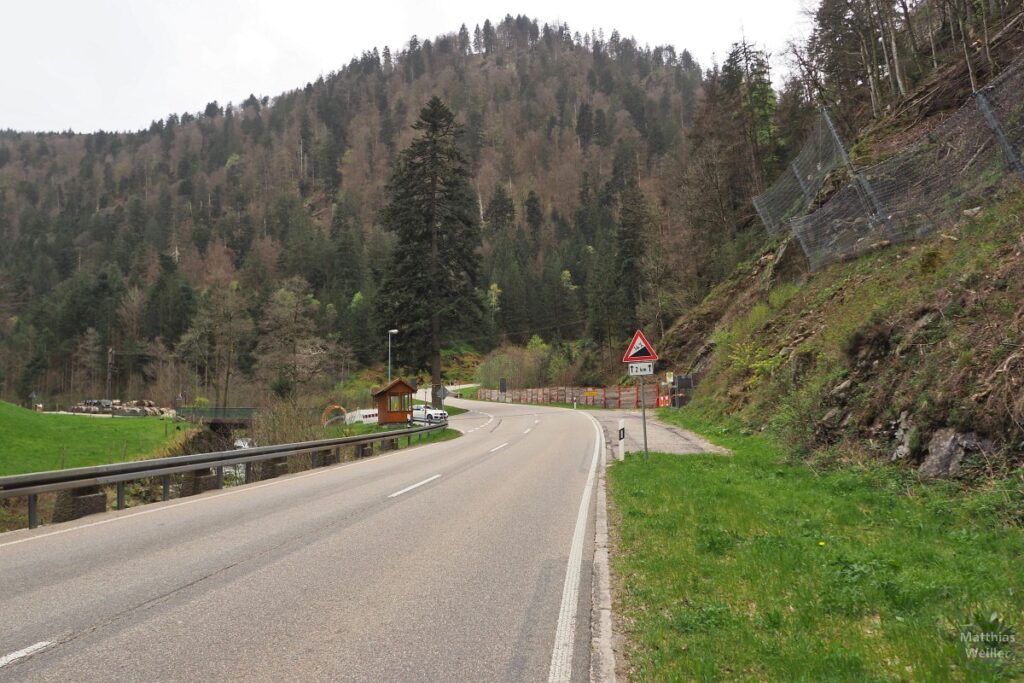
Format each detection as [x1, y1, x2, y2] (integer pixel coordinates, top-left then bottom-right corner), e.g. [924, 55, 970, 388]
[0, 399, 600, 682]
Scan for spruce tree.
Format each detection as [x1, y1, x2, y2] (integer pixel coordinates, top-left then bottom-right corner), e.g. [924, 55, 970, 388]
[615, 181, 651, 336]
[524, 190, 544, 248]
[378, 97, 481, 406]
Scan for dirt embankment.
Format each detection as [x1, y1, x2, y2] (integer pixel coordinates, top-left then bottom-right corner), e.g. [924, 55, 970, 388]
[661, 192, 1024, 482]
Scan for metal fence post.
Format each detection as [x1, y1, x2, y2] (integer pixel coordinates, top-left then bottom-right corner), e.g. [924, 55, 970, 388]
[975, 90, 1024, 180]
[752, 195, 778, 235]
[822, 107, 893, 239]
[28, 494, 38, 529]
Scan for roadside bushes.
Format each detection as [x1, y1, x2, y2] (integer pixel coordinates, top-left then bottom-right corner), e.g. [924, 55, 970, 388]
[474, 336, 612, 389]
[475, 337, 552, 388]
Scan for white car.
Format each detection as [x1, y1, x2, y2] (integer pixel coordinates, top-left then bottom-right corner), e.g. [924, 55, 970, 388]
[413, 405, 449, 423]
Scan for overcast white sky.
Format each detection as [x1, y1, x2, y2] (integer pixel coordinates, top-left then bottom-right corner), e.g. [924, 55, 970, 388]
[1, 0, 811, 133]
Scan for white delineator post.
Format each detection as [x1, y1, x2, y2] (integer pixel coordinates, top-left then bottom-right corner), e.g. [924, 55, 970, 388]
[618, 418, 625, 461]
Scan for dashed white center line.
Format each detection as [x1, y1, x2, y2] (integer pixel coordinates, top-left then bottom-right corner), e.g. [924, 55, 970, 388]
[467, 412, 495, 434]
[524, 428, 532, 434]
[0, 641, 51, 669]
[387, 474, 441, 498]
[489, 442, 509, 453]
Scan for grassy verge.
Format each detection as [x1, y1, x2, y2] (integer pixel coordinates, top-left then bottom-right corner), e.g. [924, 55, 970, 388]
[456, 385, 480, 400]
[0, 401, 190, 476]
[608, 407, 1024, 681]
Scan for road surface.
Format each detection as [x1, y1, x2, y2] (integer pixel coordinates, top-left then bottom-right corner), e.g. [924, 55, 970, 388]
[590, 409, 729, 458]
[0, 399, 601, 682]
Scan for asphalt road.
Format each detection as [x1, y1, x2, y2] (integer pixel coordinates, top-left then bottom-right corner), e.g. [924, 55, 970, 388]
[0, 399, 600, 682]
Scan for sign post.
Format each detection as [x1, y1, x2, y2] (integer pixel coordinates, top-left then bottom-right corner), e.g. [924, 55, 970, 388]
[622, 330, 658, 461]
[640, 375, 648, 460]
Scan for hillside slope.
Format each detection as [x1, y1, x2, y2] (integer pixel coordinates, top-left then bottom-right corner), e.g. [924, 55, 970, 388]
[663, 184, 1024, 478]
[0, 15, 703, 403]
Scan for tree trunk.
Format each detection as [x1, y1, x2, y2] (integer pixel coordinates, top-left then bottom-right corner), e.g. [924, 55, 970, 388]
[223, 347, 233, 408]
[959, 15, 979, 91]
[898, 0, 920, 54]
[430, 222, 442, 408]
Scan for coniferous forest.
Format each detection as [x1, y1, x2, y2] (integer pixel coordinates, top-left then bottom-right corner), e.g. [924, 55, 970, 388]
[1, 5, 1018, 405]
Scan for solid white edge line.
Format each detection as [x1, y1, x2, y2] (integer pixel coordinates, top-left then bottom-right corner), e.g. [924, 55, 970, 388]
[386, 474, 441, 498]
[590, 415, 616, 683]
[0, 432, 448, 551]
[0, 641, 51, 668]
[489, 442, 509, 453]
[547, 413, 601, 683]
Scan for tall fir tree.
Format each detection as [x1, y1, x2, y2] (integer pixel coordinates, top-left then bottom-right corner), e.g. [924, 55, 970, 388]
[377, 97, 481, 406]
[615, 181, 651, 336]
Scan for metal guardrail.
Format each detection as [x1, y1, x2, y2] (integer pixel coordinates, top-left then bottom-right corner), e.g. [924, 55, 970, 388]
[1, 422, 447, 529]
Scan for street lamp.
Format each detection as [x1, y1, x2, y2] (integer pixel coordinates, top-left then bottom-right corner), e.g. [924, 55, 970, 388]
[387, 329, 399, 382]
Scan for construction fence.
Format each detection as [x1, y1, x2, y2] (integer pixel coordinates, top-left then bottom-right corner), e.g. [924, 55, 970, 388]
[477, 374, 703, 409]
[754, 57, 1024, 270]
[478, 385, 662, 409]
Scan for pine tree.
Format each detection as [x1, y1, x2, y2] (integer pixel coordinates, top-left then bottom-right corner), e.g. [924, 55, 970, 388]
[576, 102, 594, 149]
[377, 97, 481, 407]
[722, 40, 778, 189]
[483, 184, 515, 238]
[615, 181, 651, 336]
[482, 20, 497, 55]
[524, 190, 544, 248]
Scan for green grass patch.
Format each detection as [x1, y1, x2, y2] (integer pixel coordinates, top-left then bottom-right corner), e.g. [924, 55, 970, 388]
[609, 408, 1024, 681]
[0, 401, 189, 476]
[456, 385, 480, 400]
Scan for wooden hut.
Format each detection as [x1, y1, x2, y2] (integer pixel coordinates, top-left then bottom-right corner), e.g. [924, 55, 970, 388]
[372, 378, 415, 425]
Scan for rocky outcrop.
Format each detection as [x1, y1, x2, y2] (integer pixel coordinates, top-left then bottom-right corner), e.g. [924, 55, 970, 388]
[891, 411, 916, 462]
[919, 428, 993, 478]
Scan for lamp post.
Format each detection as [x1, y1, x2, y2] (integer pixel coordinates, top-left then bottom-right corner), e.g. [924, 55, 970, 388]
[387, 329, 399, 382]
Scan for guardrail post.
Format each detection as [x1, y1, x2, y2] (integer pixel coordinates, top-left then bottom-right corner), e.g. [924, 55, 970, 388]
[215, 467, 224, 489]
[245, 463, 254, 484]
[162, 475, 171, 501]
[28, 494, 38, 529]
[116, 481, 126, 510]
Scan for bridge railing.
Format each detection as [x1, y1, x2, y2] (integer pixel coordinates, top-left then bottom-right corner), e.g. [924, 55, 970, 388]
[177, 406, 258, 422]
[0, 422, 447, 529]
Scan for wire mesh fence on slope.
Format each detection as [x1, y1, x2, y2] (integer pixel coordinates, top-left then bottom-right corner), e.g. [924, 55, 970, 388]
[752, 113, 845, 236]
[778, 58, 1024, 270]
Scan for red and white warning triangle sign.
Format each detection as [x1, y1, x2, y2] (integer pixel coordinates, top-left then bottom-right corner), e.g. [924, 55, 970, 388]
[622, 329, 659, 363]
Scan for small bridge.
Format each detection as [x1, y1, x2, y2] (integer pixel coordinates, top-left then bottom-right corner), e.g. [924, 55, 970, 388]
[177, 406, 257, 430]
